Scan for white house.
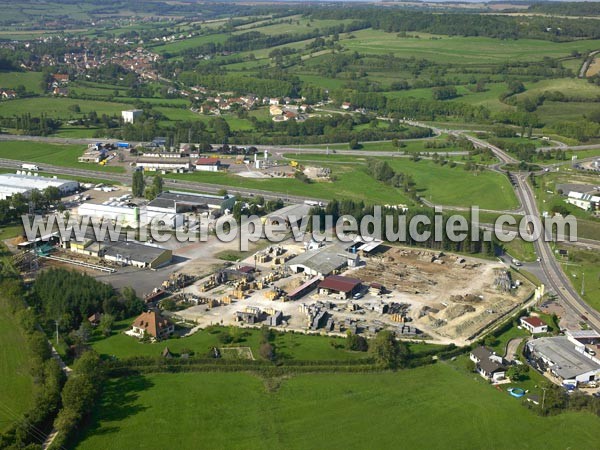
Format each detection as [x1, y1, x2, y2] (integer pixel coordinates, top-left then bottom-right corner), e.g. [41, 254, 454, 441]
[122, 109, 143, 124]
[520, 316, 549, 334]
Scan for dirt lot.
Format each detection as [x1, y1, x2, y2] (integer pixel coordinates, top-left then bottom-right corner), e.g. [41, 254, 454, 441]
[174, 243, 533, 345]
[352, 247, 532, 343]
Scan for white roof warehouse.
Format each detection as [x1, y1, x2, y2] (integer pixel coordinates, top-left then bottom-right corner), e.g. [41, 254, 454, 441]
[0, 173, 79, 200]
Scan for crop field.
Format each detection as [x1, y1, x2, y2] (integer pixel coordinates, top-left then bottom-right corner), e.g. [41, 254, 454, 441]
[0, 141, 125, 173]
[74, 364, 600, 450]
[0, 301, 33, 432]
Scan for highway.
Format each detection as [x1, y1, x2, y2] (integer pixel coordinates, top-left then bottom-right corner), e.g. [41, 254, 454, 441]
[461, 136, 600, 332]
[0, 158, 327, 204]
[2, 130, 598, 329]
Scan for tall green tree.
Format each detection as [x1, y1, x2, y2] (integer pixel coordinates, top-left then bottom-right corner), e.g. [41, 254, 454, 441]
[132, 170, 145, 197]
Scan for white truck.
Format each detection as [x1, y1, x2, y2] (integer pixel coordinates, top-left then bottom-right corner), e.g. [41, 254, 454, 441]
[21, 163, 40, 171]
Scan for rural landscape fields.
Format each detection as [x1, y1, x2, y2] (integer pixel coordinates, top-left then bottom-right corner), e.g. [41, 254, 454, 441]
[1, 1, 600, 449]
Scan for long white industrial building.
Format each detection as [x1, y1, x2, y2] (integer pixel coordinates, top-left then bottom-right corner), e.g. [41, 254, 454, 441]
[0, 173, 79, 200]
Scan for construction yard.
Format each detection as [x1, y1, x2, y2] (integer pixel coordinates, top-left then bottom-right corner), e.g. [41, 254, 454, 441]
[171, 241, 533, 346]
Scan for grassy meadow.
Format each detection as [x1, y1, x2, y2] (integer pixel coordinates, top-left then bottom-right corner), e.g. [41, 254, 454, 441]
[0, 141, 125, 173]
[74, 364, 600, 450]
[0, 301, 33, 432]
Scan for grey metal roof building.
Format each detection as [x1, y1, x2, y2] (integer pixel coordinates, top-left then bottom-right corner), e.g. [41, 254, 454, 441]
[102, 241, 172, 269]
[147, 191, 235, 212]
[527, 336, 600, 383]
[286, 244, 358, 277]
[265, 203, 311, 225]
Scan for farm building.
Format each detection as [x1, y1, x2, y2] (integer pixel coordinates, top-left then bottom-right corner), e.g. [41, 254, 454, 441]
[319, 275, 362, 300]
[520, 316, 549, 334]
[526, 336, 600, 385]
[469, 346, 507, 382]
[286, 244, 359, 277]
[0, 173, 79, 200]
[130, 310, 174, 340]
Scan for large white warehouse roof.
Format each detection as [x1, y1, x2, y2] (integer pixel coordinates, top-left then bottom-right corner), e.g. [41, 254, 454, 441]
[0, 173, 79, 199]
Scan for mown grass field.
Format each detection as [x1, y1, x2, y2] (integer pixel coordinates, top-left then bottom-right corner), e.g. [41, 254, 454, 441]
[0, 71, 43, 94]
[0, 300, 33, 431]
[0, 141, 125, 173]
[558, 246, 600, 312]
[0, 97, 124, 119]
[342, 30, 600, 64]
[254, 154, 518, 210]
[91, 321, 369, 361]
[74, 364, 600, 450]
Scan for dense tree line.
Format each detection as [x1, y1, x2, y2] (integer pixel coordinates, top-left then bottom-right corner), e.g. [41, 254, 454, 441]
[528, 2, 600, 17]
[31, 269, 144, 333]
[309, 200, 496, 256]
[49, 351, 105, 450]
[308, 8, 600, 41]
[0, 113, 62, 136]
[0, 261, 65, 449]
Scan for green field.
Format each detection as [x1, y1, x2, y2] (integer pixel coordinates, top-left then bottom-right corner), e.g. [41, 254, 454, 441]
[0, 97, 124, 119]
[75, 364, 600, 450]
[270, 155, 518, 210]
[558, 246, 600, 312]
[0, 300, 33, 431]
[342, 29, 600, 64]
[91, 321, 368, 361]
[0, 141, 125, 173]
[0, 71, 43, 94]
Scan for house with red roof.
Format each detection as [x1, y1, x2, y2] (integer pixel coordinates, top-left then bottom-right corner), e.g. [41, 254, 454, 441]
[194, 157, 222, 172]
[520, 316, 548, 334]
[130, 310, 174, 340]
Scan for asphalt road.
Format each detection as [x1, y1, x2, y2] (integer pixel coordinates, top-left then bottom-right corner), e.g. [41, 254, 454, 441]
[2, 127, 598, 329]
[0, 158, 327, 204]
[454, 131, 600, 332]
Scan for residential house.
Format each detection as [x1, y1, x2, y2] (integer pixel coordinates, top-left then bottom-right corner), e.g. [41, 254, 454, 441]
[520, 316, 549, 334]
[1, 89, 17, 99]
[130, 310, 175, 340]
[470, 346, 507, 382]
